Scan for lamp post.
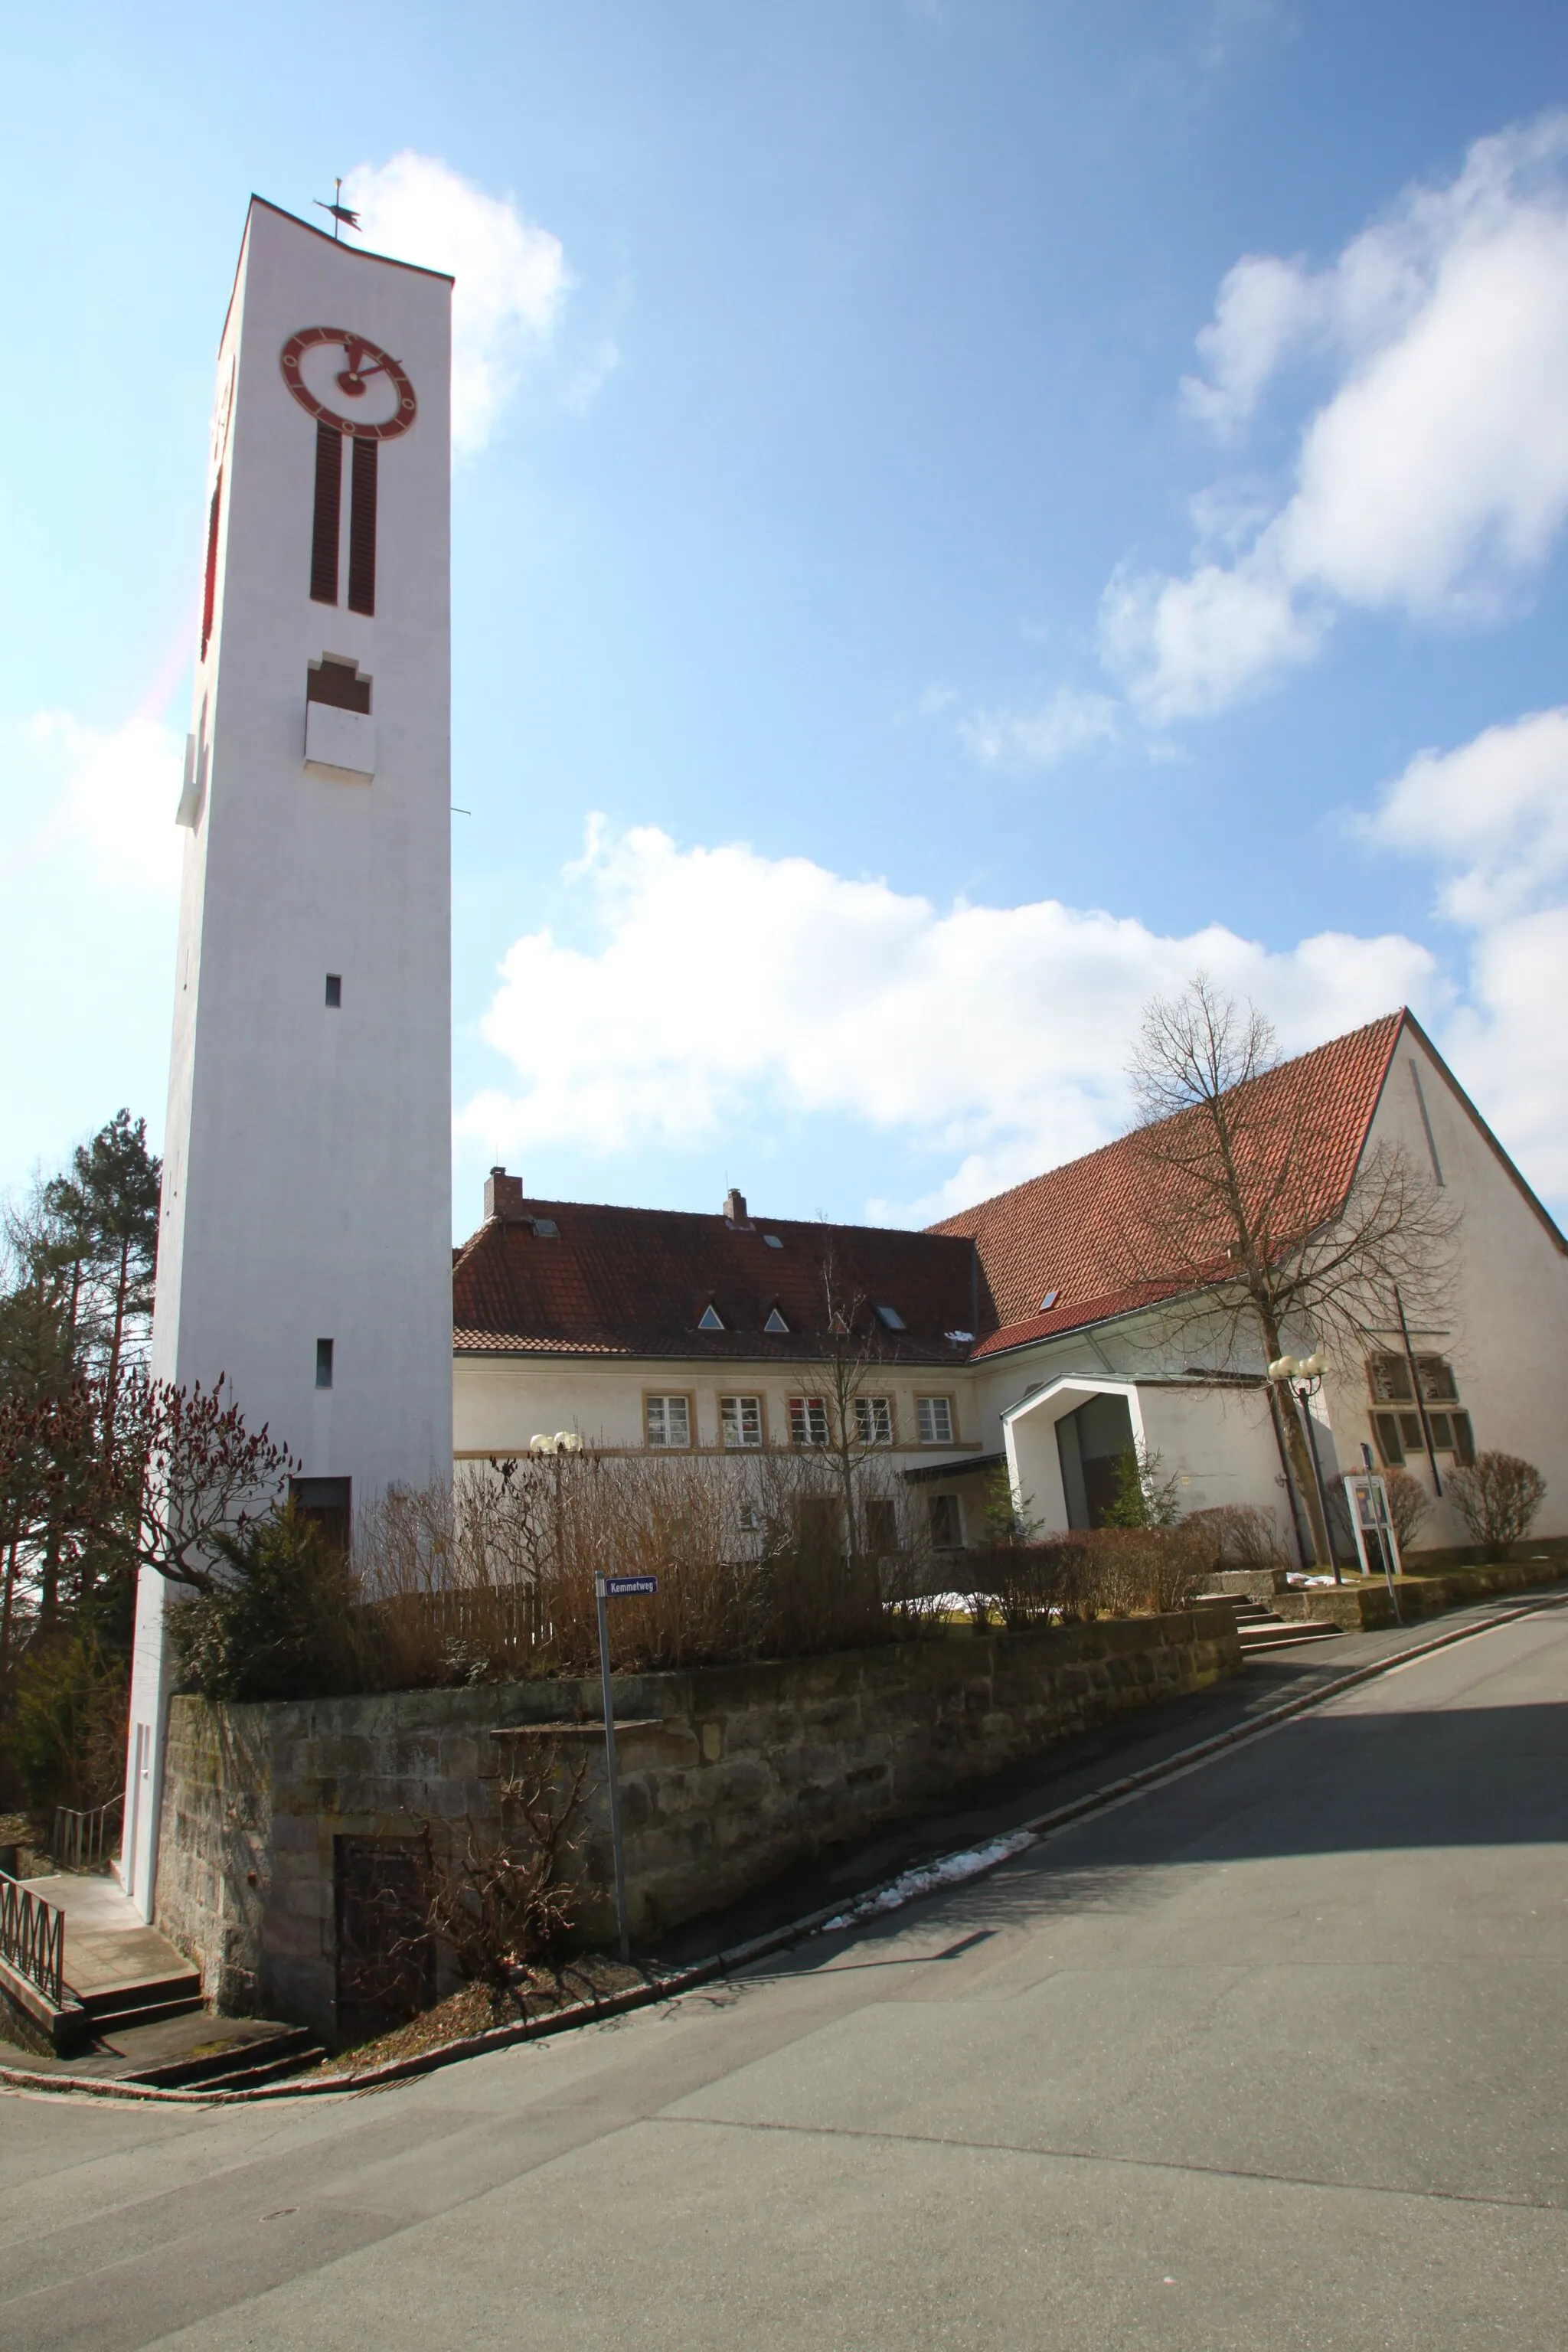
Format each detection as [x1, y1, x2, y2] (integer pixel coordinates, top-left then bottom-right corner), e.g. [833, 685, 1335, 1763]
[1267, 1351, 1341, 1585]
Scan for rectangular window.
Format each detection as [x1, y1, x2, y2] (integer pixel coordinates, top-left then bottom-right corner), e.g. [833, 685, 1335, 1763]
[720, 1395, 763, 1449]
[864, 1498, 898, 1557]
[348, 436, 377, 615]
[1452, 1410, 1476, 1465]
[310, 423, 341, 606]
[315, 1337, 335, 1390]
[645, 1393, 691, 1449]
[1399, 1412, 1424, 1450]
[1415, 1355, 1459, 1403]
[928, 1493, 962, 1550]
[325, 974, 342, 1008]
[916, 1395, 954, 1446]
[1428, 1411, 1454, 1454]
[1367, 1354, 1414, 1404]
[854, 1396, 893, 1446]
[1372, 1412, 1405, 1468]
[789, 1396, 829, 1447]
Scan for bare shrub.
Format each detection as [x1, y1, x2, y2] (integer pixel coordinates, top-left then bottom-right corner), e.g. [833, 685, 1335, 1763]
[1079, 1525, 1211, 1616]
[962, 1524, 1209, 1626]
[1186, 1502, 1289, 1573]
[410, 1742, 590, 1987]
[1383, 1469, 1431, 1556]
[1446, 1452, 1547, 1561]
[352, 1450, 917, 1687]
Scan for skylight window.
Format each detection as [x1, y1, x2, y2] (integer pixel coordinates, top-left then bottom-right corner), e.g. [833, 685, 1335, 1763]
[698, 1303, 725, 1331]
[1039, 1290, 1060, 1312]
[874, 1305, 905, 1331]
[764, 1306, 790, 1334]
[763, 1233, 783, 1249]
[531, 1217, 559, 1238]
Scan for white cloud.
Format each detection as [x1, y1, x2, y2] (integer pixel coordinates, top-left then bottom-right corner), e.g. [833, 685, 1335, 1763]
[1366, 709, 1568, 1194]
[343, 152, 573, 457]
[959, 688, 1120, 769]
[1112, 113, 1568, 718]
[1367, 706, 1568, 923]
[460, 818, 1436, 1217]
[0, 712, 185, 1194]
[8, 711, 184, 897]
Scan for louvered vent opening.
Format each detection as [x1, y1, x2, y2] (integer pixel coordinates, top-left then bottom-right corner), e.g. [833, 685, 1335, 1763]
[201, 473, 222, 656]
[310, 423, 342, 605]
[348, 436, 377, 615]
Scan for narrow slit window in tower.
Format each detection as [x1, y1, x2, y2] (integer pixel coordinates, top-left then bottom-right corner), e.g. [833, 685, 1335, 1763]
[325, 975, 342, 1008]
[348, 436, 377, 615]
[310, 423, 343, 605]
[315, 1337, 335, 1390]
[201, 472, 223, 656]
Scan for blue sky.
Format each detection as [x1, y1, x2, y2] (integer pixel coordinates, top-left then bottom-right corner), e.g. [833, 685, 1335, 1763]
[3, 0, 1567, 1234]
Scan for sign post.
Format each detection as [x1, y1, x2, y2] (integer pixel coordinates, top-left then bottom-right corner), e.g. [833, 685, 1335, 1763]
[1348, 1446, 1402, 1622]
[594, 1573, 657, 1962]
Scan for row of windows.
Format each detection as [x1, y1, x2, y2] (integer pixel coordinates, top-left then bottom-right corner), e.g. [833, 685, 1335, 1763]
[1365, 1352, 1475, 1468]
[645, 1391, 957, 1451]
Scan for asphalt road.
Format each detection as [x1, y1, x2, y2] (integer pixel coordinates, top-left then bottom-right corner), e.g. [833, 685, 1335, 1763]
[5, 1606, 1567, 2351]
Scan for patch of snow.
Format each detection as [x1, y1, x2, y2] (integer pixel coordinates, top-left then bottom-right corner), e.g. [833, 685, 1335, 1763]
[818, 1829, 1036, 1934]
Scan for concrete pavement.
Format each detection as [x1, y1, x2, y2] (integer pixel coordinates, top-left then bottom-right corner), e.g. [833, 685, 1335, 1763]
[4, 1603, 1566, 2349]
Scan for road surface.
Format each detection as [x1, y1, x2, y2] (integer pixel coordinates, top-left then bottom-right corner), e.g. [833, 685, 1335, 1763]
[4, 1604, 1566, 2350]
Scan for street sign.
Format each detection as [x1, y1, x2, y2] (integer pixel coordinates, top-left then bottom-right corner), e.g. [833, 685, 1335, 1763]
[598, 1574, 658, 1597]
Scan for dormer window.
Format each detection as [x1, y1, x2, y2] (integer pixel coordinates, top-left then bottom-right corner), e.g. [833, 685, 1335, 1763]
[698, 1303, 725, 1332]
[764, 1306, 790, 1334]
[874, 1305, 905, 1331]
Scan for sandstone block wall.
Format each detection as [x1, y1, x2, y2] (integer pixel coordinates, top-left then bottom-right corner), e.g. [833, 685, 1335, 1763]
[155, 1604, 1240, 2043]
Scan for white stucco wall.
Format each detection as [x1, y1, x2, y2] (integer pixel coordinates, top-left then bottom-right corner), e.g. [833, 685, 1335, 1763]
[1322, 1027, 1568, 1544]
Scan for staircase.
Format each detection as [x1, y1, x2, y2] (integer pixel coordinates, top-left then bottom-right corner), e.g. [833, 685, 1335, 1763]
[128, 2023, 325, 2092]
[1213, 1595, 1344, 1653]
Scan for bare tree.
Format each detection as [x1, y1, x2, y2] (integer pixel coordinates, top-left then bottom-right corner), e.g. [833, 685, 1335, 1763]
[794, 1246, 894, 1593]
[1123, 975, 1459, 1568]
[101, 1371, 297, 1592]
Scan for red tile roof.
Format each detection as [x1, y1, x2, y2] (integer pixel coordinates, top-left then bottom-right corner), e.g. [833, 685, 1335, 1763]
[452, 1013, 1452, 1368]
[453, 1197, 977, 1364]
[933, 1012, 1408, 1358]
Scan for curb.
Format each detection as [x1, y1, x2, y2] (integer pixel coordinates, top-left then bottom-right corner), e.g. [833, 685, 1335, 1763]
[7, 1586, 1565, 2109]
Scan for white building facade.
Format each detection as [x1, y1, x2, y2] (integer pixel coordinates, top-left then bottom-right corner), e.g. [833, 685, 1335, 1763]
[453, 1018, 1568, 1566]
[123, 201, 455, 1915]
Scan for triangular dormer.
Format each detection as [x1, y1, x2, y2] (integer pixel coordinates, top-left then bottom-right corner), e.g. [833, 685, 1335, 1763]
[697, 1303, 725, 1331]
[764, 1306, 789, 1334]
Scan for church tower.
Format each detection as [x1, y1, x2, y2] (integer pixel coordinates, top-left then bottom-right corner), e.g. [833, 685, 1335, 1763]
[122, 201, 454, 1916]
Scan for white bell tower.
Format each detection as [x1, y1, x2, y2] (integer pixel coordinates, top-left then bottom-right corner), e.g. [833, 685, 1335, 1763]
[122, 199, 455, 1916]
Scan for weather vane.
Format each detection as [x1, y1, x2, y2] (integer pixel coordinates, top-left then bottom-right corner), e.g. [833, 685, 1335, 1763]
[314, 178, 362, 241]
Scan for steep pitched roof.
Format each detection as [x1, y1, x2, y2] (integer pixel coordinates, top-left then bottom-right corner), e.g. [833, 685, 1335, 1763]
[932, 1012, 1407, 1359]
[453, 1195, 976, 1365]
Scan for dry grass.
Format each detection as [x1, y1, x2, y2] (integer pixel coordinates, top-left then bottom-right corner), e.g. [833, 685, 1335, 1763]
[313, 1952, 655, 2076]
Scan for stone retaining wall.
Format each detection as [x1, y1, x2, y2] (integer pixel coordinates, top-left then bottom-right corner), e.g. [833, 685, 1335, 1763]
[1275, 1556, 1568, 1630]
[155, 1604, 1241, 2043]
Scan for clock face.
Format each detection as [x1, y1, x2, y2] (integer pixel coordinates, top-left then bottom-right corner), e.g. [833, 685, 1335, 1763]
[279, 327, 417, 439]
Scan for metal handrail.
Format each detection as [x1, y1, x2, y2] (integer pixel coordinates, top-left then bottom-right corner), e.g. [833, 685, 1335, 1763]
[0, 1872, 64, 2007]
[52, 1792, 123, 1871]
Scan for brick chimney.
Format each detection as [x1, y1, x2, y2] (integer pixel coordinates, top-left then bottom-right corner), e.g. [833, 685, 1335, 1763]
[485, 1165, 526, 1220]
[724, 1187, 750, 1226]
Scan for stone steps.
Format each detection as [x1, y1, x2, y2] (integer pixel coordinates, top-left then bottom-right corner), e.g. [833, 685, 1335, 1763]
[1206, 1596, 1343, 1652]
[129, 2024, 324, 2091]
